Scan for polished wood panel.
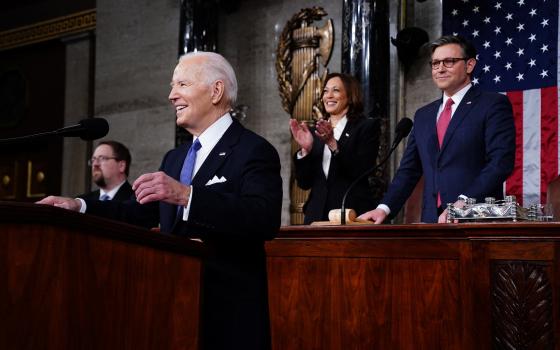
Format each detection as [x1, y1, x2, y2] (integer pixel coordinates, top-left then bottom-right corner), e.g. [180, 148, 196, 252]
[0, 202, 204, 350]
[267, 223, 560, 349]
[269, 256, 460, 349]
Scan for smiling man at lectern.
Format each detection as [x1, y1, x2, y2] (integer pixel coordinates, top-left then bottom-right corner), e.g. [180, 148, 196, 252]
[38, 52, 283, 350]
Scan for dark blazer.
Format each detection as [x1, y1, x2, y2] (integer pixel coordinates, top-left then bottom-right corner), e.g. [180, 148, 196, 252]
[294, 117, 380, 224]
[382, 86, 516, 223]
[77, 181, 134, 201]
[85, 119, 283, 350]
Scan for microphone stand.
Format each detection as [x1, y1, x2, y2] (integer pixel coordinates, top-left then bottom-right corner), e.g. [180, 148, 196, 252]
[0, 118, 109, 146]
[0, 131, 57, 146]
[340, 139, 402, 225]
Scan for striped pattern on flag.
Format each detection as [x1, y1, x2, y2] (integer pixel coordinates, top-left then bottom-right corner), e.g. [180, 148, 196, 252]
[443, 0, 560, 206]
[505, 88, 559, 205]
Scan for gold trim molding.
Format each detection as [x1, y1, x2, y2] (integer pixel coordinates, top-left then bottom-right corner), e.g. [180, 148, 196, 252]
[0, 9, 96, 51]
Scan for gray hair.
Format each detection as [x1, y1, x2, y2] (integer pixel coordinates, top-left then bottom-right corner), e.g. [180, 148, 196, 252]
[179, 51, 238, 106]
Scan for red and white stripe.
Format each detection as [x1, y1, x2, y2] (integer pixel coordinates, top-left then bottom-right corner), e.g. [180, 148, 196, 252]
[504, 87, 559, 206]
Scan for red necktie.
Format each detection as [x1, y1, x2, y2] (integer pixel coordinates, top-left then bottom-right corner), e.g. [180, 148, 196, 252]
[436, 98, 454, 207]
[437, 98, 454, 147]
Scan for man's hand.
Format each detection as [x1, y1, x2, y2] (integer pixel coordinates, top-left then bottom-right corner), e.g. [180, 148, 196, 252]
[357, 208, 387, 224]
[36, 196, 81, 211]
[437, 199, 466, 223]
[133, 171, 190, 205]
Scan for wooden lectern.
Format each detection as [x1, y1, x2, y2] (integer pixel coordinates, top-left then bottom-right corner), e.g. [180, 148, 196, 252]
[0, 201, 204, 350]
[267, 223, 560, 349]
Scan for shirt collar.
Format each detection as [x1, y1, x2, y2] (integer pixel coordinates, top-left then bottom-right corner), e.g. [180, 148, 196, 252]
[194, 112, 233, 150]
[442, 83, 472, 107]
[100, 180, 126, 199]
[333, 116, 348, 140]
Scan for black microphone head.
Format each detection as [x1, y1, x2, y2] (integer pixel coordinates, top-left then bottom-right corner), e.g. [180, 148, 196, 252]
[395, 117, 413, 138]
[79, 118, 109, 140]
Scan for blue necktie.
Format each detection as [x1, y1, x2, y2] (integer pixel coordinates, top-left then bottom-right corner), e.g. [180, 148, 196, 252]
[180, 138, 202, 185]
[177, 139, 201, 218]
[100, 194, 110, 201]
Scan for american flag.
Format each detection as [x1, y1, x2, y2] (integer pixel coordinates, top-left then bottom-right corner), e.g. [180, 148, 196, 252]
[443, 0, 559, 206]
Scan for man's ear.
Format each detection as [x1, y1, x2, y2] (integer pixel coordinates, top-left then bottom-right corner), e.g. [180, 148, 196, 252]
[466, 57, 476, 75]
[211, 80, 225, 105]
[118, 160, 126, 174]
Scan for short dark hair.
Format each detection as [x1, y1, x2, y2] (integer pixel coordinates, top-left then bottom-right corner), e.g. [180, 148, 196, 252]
[98, 140, 132, 176]
[429, 35, 477, 60]
[321, 73, 364, 121]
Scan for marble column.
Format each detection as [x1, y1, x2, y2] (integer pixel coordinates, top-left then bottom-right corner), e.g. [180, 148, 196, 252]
[176, 0, 222, 145]
[342, 0, 389, 118]
[342, 0, 390, 202]
[178, 0, 219, 56]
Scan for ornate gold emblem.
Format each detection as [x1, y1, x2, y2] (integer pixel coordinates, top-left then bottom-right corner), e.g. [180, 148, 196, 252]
[276, 7, 334, 224]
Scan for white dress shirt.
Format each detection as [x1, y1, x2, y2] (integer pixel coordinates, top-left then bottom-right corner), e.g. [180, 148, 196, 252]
[322, 116, 347, 178]
[182, 113, 233, 220]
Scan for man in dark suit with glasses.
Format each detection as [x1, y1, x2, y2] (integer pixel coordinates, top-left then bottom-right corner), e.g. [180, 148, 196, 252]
[360, 35, 516, 224]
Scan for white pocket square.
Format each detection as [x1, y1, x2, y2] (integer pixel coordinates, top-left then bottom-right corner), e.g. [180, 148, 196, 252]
[205, 175, 227, 186]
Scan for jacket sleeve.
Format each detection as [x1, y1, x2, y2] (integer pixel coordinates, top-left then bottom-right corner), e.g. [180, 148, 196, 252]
[381, 124, 424, 215]
[84, 151, 178, 229]
[85, 198, 159, 229]
[292, 134, 322, 190]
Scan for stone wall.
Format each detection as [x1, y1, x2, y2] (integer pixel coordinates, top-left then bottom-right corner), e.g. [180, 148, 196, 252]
[93, 0, 180, 182]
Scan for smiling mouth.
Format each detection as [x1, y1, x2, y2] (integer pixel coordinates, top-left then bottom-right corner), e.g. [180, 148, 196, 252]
[176, 106, 187, 112]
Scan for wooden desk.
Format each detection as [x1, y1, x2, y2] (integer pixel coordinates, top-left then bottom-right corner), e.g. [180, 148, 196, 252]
[267, 223, 560, 349]
[0, 201, 204, 350]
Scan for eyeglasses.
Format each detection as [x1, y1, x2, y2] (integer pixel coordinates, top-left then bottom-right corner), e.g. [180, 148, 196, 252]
[88, 156, 118, 166]
[429, 57, 468, 70]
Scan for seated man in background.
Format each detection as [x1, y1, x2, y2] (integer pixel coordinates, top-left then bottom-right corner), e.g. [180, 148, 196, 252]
[78, 140, 133, 201]
[38, 51, 282, 350]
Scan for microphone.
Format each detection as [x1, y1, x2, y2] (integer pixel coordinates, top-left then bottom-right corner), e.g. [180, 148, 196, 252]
[340, 117, 413, 224]
[0, 118, 109, 145]
[391, 117, 413, 148]
[55, 118, 109, 140]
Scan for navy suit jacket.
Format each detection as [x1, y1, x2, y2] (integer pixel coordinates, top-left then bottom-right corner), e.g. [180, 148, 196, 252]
[86, 119, 282, 350]
[294, 117, 380, 224]
[382, 86, 516, 223]
[77, 181, 134, 202]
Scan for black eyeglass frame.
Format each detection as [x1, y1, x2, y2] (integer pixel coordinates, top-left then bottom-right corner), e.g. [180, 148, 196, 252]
[87, 156, 119, 166]
[429, 57, 469, 70]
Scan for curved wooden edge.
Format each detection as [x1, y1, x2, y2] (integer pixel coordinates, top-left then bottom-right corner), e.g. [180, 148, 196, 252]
[278, 221, 560, 239]
[0, 201, 206, 258]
